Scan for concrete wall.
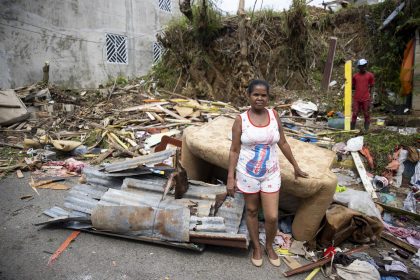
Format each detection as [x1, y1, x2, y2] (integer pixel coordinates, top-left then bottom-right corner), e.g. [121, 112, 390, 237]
[0, 0, 180, 89]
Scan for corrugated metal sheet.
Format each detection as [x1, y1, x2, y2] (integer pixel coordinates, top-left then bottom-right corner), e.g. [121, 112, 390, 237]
[91, 205, 190, 242]
[216, 193, 245, 234]
[71, 184, 108, 199]
[104, 149, 176, 172]
[82, 167, 124, 188]
[44, 206, 70, 218]
[190, 216, 226, 232]
[40, 173, 248, 249]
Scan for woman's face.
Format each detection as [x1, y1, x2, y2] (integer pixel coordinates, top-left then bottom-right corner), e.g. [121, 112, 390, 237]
[248, 84, 268, 110]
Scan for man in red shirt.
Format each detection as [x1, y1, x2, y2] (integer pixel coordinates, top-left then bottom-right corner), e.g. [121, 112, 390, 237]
[351, 59, 375, 131]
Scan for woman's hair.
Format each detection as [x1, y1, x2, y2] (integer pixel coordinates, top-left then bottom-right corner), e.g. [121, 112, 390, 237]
[247, 79, 270, 95]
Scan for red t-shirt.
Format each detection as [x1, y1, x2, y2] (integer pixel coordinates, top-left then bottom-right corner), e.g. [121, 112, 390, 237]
[352, 71, 374, 101]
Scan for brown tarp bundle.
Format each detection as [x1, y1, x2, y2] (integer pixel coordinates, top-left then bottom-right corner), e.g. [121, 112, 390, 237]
[181, 116, 337, 241]
[0, 90, 30, 126]
[318, 204, 384, 247]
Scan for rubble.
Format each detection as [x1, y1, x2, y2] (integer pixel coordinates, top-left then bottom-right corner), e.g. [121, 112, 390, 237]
[0, 1, 419, 279]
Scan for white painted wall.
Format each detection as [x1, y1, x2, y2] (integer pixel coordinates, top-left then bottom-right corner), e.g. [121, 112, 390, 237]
[0, 0, 180, 89]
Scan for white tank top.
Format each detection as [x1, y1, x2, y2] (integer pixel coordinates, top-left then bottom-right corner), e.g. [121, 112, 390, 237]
[236, 109, 280, 178]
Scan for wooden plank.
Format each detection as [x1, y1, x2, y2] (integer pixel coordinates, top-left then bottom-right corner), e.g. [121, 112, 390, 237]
[351, 152, 377, 199]
[321, 37, 337, 91]
[283, 256, 302, 270]
[16, 170, 24, 178]
[376, 202, 420, 222]
[146, 112, 155, 121]
[381, 232, 417, 254]
[48, 231, 81, 266]
[152, 112, 165, 123]
[15, 121, 27, 130]
[156, 105, 189, 121]
[0, 141, 24, 149]
[344, 60, 352, 130]
[284, 245, 369, 277]
[121, 102, 168, 112]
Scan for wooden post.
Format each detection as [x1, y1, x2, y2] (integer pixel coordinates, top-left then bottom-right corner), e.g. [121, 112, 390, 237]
[321, 37, 337, 91]
[238, 0, 245, 15]
[42, 61, 49, 84]
[344, 60, 352, 131]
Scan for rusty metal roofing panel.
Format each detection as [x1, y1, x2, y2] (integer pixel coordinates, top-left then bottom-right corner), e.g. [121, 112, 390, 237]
[71, 184, 108, 199]
[190, 216, 226, 232]
[104, 149, 176, 173]
[44, 206, 70, 218]
[121, 177, 166, 193]
[216, 193, 245, 234]
[64, 193, 100, 214]
[91, 205, 190, 242]
[82, 167, 124, 188]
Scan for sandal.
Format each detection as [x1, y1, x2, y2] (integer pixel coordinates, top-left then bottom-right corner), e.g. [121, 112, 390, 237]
[264, 247, 281, 267]
[251, 256, 263, 267]
[251, 250, 263, 267]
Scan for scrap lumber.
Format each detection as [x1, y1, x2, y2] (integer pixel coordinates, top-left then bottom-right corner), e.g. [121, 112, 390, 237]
[121, 102, 168, 112]
[16, 170, 24, 178]
[152, 112, 165, 123]
[344, 60, 352, 130]
[376, 202, 420, 222]
[284, 256, 302, 270]
[109, 142, 137, 157]
[91, 149, 114, 165]
[321, 37, 337, 91]
[351, 152, 377, 199]
[381, 232, 417, 254]
[48, 230, 81, 266]
[305, 268, 321, 280]
[283, 245, 369, 277]
[0, 141, 24, 149]
[156, 105, 188, 121]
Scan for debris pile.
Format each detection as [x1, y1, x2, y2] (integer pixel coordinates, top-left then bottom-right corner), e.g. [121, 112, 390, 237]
[38, 150, 248, 251]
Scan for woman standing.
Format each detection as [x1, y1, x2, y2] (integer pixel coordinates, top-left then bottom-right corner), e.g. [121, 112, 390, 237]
[227, 80, 308, 267]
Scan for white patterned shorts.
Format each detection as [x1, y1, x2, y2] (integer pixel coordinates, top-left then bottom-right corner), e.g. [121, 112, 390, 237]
[236, 170, 281, 194]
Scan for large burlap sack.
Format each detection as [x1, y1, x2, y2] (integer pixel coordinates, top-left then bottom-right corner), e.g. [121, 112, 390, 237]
[318, 204, 384, 247]
[181, 116, 337, 241]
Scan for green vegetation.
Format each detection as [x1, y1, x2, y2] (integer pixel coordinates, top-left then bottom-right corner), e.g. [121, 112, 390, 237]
[367, 0, 420, 95]
[333, 130, 420, 174]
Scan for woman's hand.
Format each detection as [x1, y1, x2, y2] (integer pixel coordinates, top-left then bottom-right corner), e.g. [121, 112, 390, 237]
[294, 167, 309, 179]
[226, 176, 236, 197]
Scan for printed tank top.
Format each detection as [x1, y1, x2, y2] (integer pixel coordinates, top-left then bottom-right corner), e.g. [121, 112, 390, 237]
[236, 109, 280, 178]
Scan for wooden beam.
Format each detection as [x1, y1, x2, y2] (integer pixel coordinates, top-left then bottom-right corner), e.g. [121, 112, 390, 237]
[344, 60, 352, 131]
[381, 232, 417, 254]
[284, 245, 369, 277]
[321, 37, 337, 91]
[351, 151, 377, 199]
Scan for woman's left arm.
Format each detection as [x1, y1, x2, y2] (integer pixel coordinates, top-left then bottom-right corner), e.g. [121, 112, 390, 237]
[273, 110, 308, 179]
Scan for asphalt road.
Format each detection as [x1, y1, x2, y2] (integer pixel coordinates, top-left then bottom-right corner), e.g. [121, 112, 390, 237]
[0, 173, 321, 280]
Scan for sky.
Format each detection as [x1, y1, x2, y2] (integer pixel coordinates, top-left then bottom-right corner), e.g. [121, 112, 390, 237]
[214, 0, 326, 13]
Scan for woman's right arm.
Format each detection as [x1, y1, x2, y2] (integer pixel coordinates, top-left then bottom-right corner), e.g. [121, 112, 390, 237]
[227, 116, 242, 197]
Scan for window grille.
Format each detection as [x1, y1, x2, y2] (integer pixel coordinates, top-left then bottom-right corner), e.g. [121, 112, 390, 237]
[106, 33, 128, 64]
[153, 42, 164, 63]
[158, 0, 171, 12]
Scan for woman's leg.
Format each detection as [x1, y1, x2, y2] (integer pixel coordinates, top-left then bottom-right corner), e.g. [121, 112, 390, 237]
[244, 192, 262, 259]
[261, 191, 279, 260]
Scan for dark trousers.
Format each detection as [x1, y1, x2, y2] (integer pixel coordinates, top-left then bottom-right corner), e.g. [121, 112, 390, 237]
[351, 99, 370, 124]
